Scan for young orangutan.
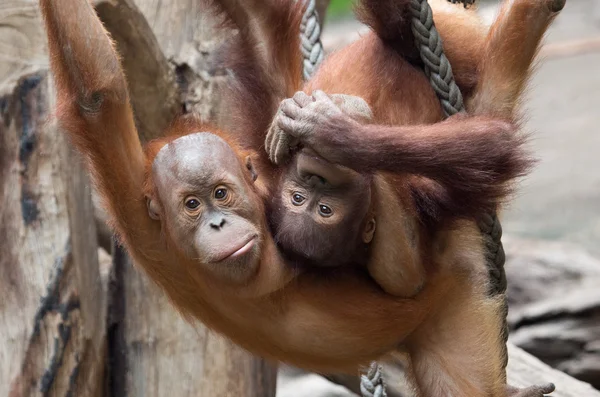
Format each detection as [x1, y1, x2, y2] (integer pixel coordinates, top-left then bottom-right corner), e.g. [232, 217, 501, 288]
[39, 0, 558, 395]
[265, 0, 565, 297]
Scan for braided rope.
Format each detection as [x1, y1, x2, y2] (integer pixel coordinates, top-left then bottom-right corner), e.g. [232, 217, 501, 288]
[410, 0, 509, 372]
[299, 0, 325, 80]
[360, 363, 388, 397]
[410, 0, 465, 116]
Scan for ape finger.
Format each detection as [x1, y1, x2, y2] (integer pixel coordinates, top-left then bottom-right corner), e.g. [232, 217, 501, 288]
[268, 125, 285, 163]
[292, 91, 313, 107]
[265, 112, 283, 159]
[278, 115, 309, 139]
[312, 90, 335, 105]
[534, 383, 556, 395]
[274, 131, 294, 165]
[281, 99, 303, 120]
[265, 130, 275, 161]
[507, 383, 556, 397]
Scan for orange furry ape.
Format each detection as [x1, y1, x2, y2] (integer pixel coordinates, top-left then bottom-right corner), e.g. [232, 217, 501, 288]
[39, 0, 561, 396]
[40, 0, 442, 373]
[264, 0, 565, 395]
[266, 0, 565, 297]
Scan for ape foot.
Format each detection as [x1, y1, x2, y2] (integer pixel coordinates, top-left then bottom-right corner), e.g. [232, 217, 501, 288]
[547, 0, 565, 12]
[507, 383, 556, 397]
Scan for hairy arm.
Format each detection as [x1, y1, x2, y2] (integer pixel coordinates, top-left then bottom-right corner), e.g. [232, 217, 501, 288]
[268, 91, 533, 219]
[467, 0, 565, 117]
[40, 0, 160, 254]
[208, 0, 305, 150]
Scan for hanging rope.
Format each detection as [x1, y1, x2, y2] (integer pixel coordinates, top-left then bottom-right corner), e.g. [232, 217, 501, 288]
[360, 363, 388, 397]
[410, 0, 510, 371]
[299, 0, 325, 80]
[410, 0, 465, 116]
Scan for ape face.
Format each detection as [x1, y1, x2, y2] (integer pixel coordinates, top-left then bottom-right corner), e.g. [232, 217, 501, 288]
[270, 148, 374, 267]
[149, 133, 263, 284]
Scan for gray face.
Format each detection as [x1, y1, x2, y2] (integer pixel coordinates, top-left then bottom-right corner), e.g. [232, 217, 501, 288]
[150, 132, 262, 284]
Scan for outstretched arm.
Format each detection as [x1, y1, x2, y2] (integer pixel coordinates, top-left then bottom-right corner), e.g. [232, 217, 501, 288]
[40, 0, 160, 254]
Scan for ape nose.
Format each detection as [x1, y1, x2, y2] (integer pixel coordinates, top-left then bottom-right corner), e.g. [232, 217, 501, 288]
[210, 217, 226, 229]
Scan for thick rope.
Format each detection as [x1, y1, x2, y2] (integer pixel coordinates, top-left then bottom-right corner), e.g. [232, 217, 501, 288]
[299, 0, 325, 80]
[410, 0, 509, 372]
[360, 363, 388, 397]
[410, 0, 465, 116]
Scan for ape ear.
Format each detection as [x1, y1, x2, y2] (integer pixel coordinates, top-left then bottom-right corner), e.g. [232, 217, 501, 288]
[146, 197, 161, 220]
[362, 218, 376, 244]
[245, 155, 258, 182]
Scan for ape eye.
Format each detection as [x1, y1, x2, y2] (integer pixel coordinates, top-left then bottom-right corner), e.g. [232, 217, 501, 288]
[185, 197, 201, 210]
[318, 204, 333, 217]
[214, 187, 228, 200]
[291, 192, 305, 206]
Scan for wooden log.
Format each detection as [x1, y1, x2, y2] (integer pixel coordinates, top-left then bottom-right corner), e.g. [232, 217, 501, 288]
[93, 0, 180, 143]
[503, 237, 600, 389]
[0, 70, 108, 396]
[507, 344, 600, 397]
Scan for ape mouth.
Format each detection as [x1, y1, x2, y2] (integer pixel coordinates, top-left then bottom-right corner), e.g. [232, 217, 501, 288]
[216, 235, 257, 262]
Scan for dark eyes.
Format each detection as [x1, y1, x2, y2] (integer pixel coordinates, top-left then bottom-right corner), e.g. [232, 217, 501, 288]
[185, 197, 201, 210]
[184, 187, 227, 211]
[214, 187, 228, 200]
[291, 192, 305, 206]
[318, 204, 333, 217]
[292, 192, 332, 216]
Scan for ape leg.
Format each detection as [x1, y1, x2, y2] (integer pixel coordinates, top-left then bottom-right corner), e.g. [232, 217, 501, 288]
[468, 0, 567, 117]
[406, 285, 507, 397]
[40, 0, 157, 250]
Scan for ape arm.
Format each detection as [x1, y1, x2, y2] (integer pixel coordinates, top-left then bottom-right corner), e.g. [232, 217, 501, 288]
[40, 0, 160, 255]
[269, 90, 532, 219]
[209, 0, 305, 150]
[467, 0, 566, 118]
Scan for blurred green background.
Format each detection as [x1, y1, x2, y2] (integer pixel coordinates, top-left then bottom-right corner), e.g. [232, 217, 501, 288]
[327, 0, 354, 20]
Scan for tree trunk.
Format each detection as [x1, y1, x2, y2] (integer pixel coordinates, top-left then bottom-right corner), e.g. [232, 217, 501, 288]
[0, 70, 108, 396]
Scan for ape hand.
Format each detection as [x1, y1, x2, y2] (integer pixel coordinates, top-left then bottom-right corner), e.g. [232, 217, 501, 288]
[266, 90, 371, 165]
[506, 383, 555, 397]
[265, 106, 300, 165]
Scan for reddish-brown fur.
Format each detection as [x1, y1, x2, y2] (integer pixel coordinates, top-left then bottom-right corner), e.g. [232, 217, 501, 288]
[39, 0, 562, 395]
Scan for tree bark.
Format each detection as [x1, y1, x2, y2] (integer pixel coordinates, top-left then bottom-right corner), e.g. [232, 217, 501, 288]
[0, 70, 108, 397]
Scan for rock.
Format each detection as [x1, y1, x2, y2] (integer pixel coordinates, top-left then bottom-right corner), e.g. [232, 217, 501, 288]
[504, 236, 600, 390]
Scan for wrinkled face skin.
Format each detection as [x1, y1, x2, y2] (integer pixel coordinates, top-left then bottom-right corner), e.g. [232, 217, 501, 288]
[270, 148, 374, 267]
[149, 133, 263, 284]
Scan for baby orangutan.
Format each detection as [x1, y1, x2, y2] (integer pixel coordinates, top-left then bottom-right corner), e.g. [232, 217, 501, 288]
[265, 0, 566, 299]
